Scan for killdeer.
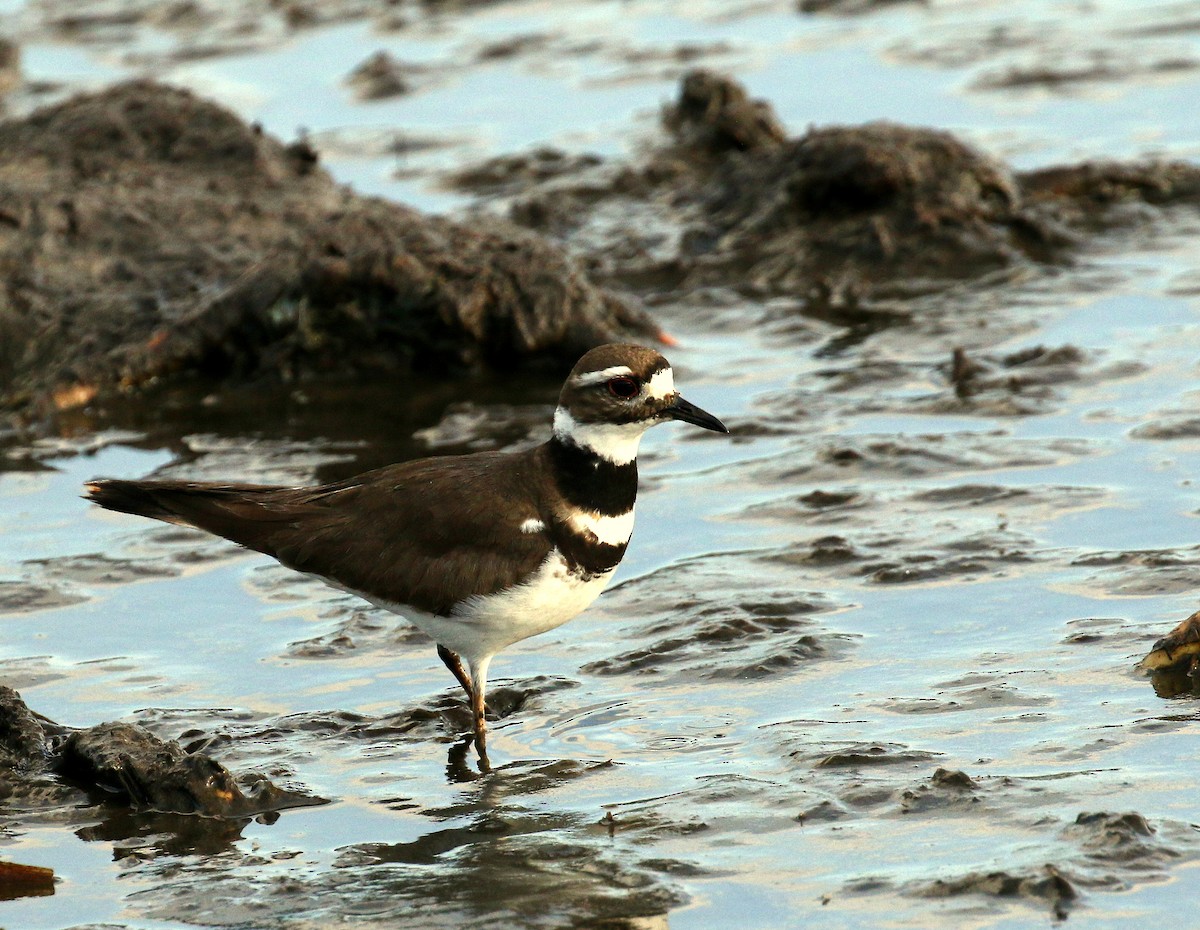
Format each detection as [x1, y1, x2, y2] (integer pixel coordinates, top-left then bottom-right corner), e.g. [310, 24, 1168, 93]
[85, 344, 727, 764]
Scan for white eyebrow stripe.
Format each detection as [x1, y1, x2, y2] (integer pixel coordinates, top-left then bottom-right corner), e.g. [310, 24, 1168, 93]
[645, 367, 675, 400]
[572, 365, 634, 387]
[567, 508, 635, 546]
[520, 518, 545, 534]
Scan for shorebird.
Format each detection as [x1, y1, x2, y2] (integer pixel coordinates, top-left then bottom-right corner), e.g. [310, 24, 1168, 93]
[85, 343, 727, 765]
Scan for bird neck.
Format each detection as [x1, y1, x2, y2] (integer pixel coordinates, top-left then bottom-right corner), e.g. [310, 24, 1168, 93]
[546, 408, 641, 517]
[551, 406, 650, 467]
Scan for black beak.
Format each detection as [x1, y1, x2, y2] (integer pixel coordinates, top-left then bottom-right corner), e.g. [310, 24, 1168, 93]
[664, 395, 728, 433]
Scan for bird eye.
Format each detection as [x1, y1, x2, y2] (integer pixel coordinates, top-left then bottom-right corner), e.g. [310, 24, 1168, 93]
[607, 376, 639, 399]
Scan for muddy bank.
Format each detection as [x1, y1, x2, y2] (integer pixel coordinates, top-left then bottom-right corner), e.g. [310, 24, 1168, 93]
[0, 80, 657, 427]
[453, 70, 1200, 301]
[0, 685, 321, 817]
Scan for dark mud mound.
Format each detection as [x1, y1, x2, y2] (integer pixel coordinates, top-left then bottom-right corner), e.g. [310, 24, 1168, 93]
[0, 685, 321, 817]
[667, 72, 1200, 295]
[469, 70, 1200, 301]
[0, 81, 657, 425]
[682, 120, 1044, 294]
[57, 722, 314, 817]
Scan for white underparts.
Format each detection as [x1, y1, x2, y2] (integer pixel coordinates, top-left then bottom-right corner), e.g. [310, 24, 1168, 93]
[520, 518, 545, 534]
[567, 507, 634, 546]
[552, 407, 652, 466]
[334, 549, 612, 671]
[450, 549, 612, 664]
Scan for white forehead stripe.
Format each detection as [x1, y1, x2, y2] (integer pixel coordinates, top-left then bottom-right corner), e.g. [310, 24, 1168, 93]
[553, 407, 651, 466]
[568, 508, 635, 546]
[572, 365, 634, 387]
[646, 367, 675, 400]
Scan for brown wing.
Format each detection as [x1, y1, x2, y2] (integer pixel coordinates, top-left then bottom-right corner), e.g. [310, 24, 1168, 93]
[86, 451, 553, 616]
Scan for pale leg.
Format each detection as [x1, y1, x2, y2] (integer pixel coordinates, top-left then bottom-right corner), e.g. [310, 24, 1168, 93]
[468, 656, 492, 767]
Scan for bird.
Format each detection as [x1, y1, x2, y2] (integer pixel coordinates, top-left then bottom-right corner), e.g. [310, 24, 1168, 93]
[85, 343, 728, 766]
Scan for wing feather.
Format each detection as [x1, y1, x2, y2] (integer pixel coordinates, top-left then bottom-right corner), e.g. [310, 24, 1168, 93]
[87, 451, 553, 616]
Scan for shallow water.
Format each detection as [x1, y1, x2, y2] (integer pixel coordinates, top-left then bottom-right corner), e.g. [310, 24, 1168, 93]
[5, 0, 1200, 927]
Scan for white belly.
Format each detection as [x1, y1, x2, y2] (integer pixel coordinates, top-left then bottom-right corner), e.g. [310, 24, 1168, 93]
[352, 548, 613, 667]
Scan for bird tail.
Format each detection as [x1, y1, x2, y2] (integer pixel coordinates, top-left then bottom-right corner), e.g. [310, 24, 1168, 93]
[84, 479, 194, 525]
[83, 478, 296, 550]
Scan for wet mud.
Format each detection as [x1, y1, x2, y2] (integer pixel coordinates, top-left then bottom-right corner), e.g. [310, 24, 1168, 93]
[892, 2, 1200, 96]
[4, 0, 1200, 928]
[582, 551, 855, 680]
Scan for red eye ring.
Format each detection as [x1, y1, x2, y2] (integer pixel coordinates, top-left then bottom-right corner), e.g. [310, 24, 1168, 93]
[607, 376, 639, 399]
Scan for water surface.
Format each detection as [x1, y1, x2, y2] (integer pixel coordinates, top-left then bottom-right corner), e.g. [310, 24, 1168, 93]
[4, 0, 1200, 926]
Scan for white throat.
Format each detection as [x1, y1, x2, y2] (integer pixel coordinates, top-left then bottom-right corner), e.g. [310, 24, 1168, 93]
[553, 407, 651, 466]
